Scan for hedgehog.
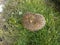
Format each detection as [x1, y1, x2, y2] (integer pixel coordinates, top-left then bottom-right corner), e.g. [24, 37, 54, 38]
[22, 12, 46, 31]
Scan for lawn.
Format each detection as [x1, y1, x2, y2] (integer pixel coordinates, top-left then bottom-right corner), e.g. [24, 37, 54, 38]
[0, 0, 60, 45]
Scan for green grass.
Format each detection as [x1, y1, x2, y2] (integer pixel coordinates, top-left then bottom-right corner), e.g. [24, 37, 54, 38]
[2, 0, 60, 45]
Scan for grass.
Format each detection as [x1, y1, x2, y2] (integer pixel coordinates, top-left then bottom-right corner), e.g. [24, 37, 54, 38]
[1, 0, 60, 45]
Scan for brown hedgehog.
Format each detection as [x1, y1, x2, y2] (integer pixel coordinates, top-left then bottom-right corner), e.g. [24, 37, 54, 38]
[22, 12, 46, 31]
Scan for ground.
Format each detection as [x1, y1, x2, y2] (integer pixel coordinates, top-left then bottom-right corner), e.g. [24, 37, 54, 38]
[0, 0, 60, 45]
